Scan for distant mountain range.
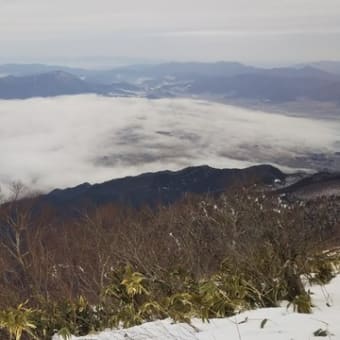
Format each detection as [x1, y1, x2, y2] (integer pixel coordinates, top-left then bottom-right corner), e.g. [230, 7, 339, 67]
[32, 164, 340, 214]
[0, 71, 140, 99]
[300, 61, 340, 76]
[0, 64, 86, 78]
[0, 71, 92, 99]
[1, 62, 340, 103]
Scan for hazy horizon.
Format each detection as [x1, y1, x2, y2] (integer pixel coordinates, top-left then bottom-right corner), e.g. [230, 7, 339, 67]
[0, 58, 339, 73]
[1, 0, 340, 66]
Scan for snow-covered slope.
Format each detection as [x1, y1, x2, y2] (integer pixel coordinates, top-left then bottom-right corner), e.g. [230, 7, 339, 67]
[53, 275, 340, 340]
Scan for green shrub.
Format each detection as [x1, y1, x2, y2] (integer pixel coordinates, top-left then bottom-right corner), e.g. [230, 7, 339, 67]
[289, 292, 313, 314]
[0, 302, 37, 340]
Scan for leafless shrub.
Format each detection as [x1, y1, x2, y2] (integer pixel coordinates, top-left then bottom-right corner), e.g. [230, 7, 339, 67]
[0, 185, 339, 338]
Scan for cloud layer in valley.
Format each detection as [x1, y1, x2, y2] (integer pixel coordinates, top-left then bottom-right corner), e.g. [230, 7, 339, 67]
[0, 95, 339, 196]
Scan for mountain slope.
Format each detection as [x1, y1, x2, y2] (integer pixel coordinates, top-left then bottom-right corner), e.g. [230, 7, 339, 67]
[180, 70, 340, 103]
[278, 172, 340, 199]
[43, 164, 285, 210]
[1, 62, 340, 102]
[35, 164, 340, 214]
[0, 63, 87, 77]
[0, 71, 142, 99]
[0, 71, 93, 99]
[306, 61, 340, 76]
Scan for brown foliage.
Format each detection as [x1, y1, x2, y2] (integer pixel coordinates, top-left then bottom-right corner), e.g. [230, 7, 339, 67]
[0, 187, 339, 311]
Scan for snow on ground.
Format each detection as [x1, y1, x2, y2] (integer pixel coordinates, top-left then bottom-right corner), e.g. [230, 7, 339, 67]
[53, 275, 340, 340]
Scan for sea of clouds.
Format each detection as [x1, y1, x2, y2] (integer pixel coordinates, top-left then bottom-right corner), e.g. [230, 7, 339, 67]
[0, 94, 339, 196]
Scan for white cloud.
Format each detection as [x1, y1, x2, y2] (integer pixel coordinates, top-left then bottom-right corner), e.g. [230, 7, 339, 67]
[0, 95, 339, 196]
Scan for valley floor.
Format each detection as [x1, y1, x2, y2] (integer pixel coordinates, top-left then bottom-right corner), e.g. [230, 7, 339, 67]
[53, 275, 340, 340]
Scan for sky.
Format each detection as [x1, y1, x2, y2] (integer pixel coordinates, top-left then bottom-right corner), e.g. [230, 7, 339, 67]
[0, 0, 340, 66]
[0, 95, 339, 196]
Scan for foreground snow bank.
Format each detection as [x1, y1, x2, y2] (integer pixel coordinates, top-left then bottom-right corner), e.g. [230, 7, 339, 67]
[53, 275, 340, 340]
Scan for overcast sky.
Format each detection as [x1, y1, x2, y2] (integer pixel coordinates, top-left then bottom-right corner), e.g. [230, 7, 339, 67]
[1, 0, 340, 66]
